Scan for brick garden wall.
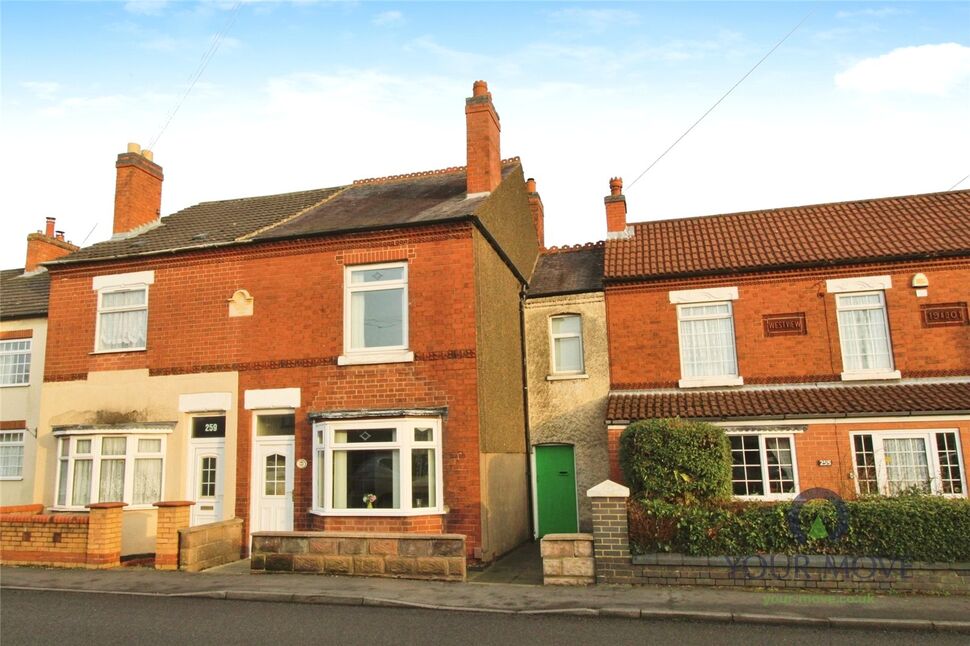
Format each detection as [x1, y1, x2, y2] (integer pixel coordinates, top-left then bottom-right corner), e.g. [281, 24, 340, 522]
[0, 503, 125, 569]
[250, 531, 466, 582]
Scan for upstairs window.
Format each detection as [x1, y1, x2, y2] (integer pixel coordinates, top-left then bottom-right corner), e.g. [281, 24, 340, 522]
[93, 271, 154, 353]
[0, 339, 31, 386]
[670, 287, 741, 388]
[340, 263, 412, 365]
[835, 292, 894, 375]
[549, 314, 585, 375]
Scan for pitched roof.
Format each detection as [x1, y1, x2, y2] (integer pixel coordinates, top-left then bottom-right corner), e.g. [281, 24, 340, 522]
[605, 190, 970, 281]
[49, 162, 521, 266]
[0, 268, 50, 320]
[528, 243, 605, 297]
[606, 382, 970, 421]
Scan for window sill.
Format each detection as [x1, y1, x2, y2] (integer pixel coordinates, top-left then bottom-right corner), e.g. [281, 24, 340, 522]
[0, 383, 29, 388]
[90, 348, 147, 355]
[309, 508, 446, 517]
[840, 370, 901, 382]
[679, 376, 744, 389]
[49, 504, 156, 512]
[338, 350, 414, 366]
[0, 476, 24, 481]
[546, 373, 589, 381]
[733, 493, 798, 502]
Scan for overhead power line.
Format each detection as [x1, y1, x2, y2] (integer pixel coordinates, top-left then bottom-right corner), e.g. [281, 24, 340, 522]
[948, 174, 969, 190]
[146, 1, 243, 151]
[627, 10, 815, 191]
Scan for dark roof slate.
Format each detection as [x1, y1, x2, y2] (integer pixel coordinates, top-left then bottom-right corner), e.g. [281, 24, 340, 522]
[605, 190, 970, 281]
[607, 382, 970, 421]
[528, 244, 605, 297]
[0, 268, 51, 320]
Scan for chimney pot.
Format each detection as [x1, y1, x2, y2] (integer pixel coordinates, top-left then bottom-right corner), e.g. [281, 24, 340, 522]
[472, 80, 489, 97]
[45, 217, 56, 237]
[609, 177, 623, 196]
[526, 178, 537, 193]
[55, 231, 65, 241]
[127, 142, 141, 154]
[142, 149, 153, 161]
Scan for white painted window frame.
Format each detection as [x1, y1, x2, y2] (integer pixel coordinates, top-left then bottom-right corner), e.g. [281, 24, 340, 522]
[850, 430, 966, 498]
[548, 313, 586, 378]
[339, 262, 413, 366]
[52, 431, 167, 511]
[0, 429, 26, 479]
[311, 417, 444, 517]
[92, 271, 155, 354]
[676, 298, 743, 388]
[833, 289, 900, 381]
[727, 432, 800, 501]
[0, 338, 32, 386]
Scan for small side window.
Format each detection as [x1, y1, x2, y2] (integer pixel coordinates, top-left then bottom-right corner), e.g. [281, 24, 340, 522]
[550, 314, 584, 375]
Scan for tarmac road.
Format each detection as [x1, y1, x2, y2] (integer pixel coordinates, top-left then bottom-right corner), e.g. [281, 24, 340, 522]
[1, 589, 966, 646]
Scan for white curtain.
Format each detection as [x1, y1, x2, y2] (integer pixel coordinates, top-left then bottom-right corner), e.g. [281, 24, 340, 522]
[837, 295, 891, 371]
[99, 459, 126, 502]
[333, 451, 347, 508]
[99, 290, 147, 350]
[57, 459, 69, 506]
[72, 460, 92, 506]
[133, 458, 162, 504]
[680, 306, 736, 377]
[884, 438, 930, 494]
[554, 336, 582, 372]
[350, 293, 366, 349]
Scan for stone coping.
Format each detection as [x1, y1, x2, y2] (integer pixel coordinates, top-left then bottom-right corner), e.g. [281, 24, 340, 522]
[154, 501, 195, 508]
[180, 518, 242, 534]
[252, 531, 464, 541]
[544, 533, 593, 541]
[632, 553, 970, 571]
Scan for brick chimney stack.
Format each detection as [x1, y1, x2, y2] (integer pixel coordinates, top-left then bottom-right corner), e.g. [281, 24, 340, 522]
[526, 177, 545, 248]
[465, 80, 501, 194]
[25, 217, 79, 272]
[605, 177, 630, 239]
[114, 142, 163, 235]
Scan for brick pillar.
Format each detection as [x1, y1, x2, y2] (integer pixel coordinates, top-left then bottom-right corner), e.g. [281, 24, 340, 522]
[85, 502, 126, 569]
[153, 501, 194, 570]
[587, 480, 632, 584]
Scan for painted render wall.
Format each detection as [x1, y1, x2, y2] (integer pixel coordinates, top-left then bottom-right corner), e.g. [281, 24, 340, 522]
[525, 292, 610, 532]
[0, 317, 46, 506]
[35, 369, 239, 555]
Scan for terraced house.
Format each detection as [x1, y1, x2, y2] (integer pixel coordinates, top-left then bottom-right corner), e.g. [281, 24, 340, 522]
[32, 81, 540, 562]
[601, 181, 970, 501]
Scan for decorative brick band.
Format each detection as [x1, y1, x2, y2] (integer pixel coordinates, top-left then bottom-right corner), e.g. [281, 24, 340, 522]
[0, 329, 33, 340]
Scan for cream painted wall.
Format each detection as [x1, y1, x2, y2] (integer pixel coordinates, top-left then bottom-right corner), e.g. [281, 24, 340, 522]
[480, 451, 530, 561]
[0, 317, 46, 506]
[36, 369, 238, 555]
[524, 292, 610, 532]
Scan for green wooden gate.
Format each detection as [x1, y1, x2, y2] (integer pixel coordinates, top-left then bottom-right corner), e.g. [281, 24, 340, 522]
[535, 444, 578, 537]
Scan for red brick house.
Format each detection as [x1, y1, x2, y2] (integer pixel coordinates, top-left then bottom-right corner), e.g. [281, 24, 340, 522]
[601, 180, 970, 500]
[34, 81, 539, 562]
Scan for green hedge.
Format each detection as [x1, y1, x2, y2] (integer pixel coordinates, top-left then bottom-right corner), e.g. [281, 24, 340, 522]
[629, 496, 970, 562]
[619, 418, 731, 504]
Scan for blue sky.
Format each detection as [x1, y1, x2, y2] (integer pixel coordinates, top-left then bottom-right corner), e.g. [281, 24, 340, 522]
[2, 1, 968, 264]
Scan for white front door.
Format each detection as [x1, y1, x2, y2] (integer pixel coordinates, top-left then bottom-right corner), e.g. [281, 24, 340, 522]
[251, 439, 294, 533]
[189, 443, 224, 526]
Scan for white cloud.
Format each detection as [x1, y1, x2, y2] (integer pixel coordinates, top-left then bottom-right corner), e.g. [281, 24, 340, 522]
[373, 10, 403, 27]
[124, 1, 170, 16]
[21, 81, 61, 99]
[547, 8, 639, 33]
[835, 43, 970, 95]
[836, 7, 906, 20]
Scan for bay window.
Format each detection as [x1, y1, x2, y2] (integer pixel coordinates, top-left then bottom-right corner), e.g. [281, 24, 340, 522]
[54, 432, 166, 509]
[852, 431, 965, 496]
[729, 433, 798, 498]
[313, 417, 442, 515]
[339, 262, 412, 365]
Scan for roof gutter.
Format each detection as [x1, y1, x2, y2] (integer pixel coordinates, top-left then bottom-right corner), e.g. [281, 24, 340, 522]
[606, 409, 970, 424]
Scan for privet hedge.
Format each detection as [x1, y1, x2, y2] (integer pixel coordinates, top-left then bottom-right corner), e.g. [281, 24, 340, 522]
[629, 496, 970, 562]
[619, 418, 731, 504]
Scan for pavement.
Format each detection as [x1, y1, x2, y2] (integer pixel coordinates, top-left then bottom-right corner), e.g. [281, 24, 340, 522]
[1, 542, 968, 634]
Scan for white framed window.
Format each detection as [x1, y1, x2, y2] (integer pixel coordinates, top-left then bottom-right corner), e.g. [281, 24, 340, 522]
[313, 417, 443, 516]
[0, 339, 31, 386]
[549, 314, 585, 376]
[93, 272, 154, 353]
[677, 302, 742, 388]
[729, 433, 799, 499]
[835, 291, 899, 380]
[338, 262, 413, 366]
[852, 430, 965, 497]
[0, 430, 25, 479]
[54, 432, 166, 510]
